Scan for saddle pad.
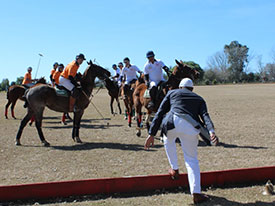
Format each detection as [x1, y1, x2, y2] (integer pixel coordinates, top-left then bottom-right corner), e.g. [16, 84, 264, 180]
[55, 88, 70, 97]
[143, 89, 150, 98]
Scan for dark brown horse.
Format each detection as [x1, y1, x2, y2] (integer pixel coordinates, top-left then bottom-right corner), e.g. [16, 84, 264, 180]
[133, 60, 200, 137]
[103, 78, 122, 115]
[15, 60, 111, 146]
[5, 77, 46, 119]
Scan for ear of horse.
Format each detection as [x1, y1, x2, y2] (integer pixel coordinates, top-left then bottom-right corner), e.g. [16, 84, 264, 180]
[175, 59, 181, 66]
[87, 60, 93, 65]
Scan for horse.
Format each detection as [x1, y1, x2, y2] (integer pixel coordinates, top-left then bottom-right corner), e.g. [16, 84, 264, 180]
[5, 77, 46, 119]
[15, 60, 111, 146]
[120, 78, 140, 127]
[103, 78, 122, 115]
[133, 60, 200, 137]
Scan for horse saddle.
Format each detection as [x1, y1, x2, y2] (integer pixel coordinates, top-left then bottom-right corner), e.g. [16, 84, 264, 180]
[55, 86, 70, 97]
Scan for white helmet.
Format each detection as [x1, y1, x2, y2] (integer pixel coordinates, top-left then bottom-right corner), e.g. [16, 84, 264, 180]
[179, 78, 193, 88]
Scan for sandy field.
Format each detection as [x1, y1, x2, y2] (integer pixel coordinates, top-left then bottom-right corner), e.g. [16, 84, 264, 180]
[0, 84, 275, 205]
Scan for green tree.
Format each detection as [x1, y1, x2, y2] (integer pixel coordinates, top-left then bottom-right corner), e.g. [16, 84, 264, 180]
[15, 76, 24, 85]
[224, 41, 249, 82]
[0, 78, 9, 91]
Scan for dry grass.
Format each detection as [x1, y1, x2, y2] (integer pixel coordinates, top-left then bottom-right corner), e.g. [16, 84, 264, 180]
[0, 83, 275, 205]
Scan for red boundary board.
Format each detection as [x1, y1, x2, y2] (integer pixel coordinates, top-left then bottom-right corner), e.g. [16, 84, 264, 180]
[0, 166, 274, 202]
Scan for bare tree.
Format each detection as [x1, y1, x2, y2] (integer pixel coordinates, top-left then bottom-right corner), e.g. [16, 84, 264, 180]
[207, 50, 228, 72]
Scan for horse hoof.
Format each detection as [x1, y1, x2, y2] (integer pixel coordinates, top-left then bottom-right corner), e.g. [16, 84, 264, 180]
[128, 124, 131, 127]
[62, 121, 67, 125]
[29, 122, 32, 126]
[12, 117, 16, 120]
[75, 137, 82, 143]
[136, 131, 141, 137]
[15, 140, 21, 146]
[43, 141, 50, 147]
[5, 116, 8, 119]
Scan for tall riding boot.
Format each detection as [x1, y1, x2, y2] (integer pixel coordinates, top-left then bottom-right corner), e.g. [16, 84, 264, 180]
[148, 86, 157, 109]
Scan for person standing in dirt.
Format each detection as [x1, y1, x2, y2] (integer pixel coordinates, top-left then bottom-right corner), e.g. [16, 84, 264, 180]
[144, 78, 218, 204]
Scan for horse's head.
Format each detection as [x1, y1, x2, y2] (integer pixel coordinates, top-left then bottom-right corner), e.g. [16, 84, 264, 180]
[36, 77, 47, 84]
[84, 60, 111, 81]
[173, 60, 200, 81]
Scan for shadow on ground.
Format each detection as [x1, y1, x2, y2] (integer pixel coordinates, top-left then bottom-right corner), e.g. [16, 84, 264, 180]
[51, 142, 163, 151]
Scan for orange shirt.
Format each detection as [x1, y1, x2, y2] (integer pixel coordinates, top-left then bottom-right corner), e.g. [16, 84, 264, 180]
[61, 60, 80, 79]
[52, 71, 61, 84]
[50, 69, 56, 76]
[22, 72, 32, 84]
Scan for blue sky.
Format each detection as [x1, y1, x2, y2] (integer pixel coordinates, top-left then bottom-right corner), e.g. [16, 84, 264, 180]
[1, 0, 275, 82]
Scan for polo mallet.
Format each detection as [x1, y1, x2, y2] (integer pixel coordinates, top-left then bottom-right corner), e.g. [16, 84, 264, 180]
[34, 53, 43, 80]
[81, 90, 109, 127]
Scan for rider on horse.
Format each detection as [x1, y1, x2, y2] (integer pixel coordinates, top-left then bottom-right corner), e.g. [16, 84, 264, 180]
[111, 64, 121, 87]
[144, 51, 170, 109]
[52, 64, 64, 87]
[121, 57, 142, 96]
[59, 53, 86, 111]
[50, 62, 59, 86]
[22, 67, 36, 88]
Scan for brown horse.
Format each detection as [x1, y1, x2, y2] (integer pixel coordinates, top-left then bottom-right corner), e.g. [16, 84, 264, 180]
[5, 77, 46, 119]
[133, 60, 200, 137]
[15, 60, 111, 146]
[103, 78, 122, 115]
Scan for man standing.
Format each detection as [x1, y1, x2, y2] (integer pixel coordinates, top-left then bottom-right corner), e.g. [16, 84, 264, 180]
[144, 78, 218, 204]
[59, 53, 86, 111]
[144, 51, 170, 109]
[22, 67, 35, 87]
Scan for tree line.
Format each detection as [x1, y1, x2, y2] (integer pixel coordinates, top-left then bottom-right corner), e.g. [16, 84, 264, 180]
[1, 40, 275, 91]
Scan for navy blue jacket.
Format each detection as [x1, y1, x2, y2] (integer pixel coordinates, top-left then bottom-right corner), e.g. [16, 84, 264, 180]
[148, 88, 215, 136]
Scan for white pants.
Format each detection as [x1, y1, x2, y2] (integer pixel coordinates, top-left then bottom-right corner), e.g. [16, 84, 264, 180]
[125, 78, 137, 85]
[59, 76, 74, 91]
[149, 80, 160, 89]
[163, 115, 201, 194]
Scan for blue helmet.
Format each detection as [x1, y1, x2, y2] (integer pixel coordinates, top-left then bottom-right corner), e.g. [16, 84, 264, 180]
[146, 51, 155, 58]
[53, 62, 58, 67]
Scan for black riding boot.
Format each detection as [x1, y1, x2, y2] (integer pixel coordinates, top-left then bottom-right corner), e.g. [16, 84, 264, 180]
[148, 86, 157, 109]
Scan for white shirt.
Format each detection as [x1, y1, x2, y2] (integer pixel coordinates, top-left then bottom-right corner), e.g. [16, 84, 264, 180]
[144, 59, 165, 82]
[121, 65, 141, 81]
[114, 68, 120, 81]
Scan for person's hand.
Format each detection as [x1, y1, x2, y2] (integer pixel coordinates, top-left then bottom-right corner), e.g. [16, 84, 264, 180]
[210, 132, 219, 146]
[144, 135, 154, 150]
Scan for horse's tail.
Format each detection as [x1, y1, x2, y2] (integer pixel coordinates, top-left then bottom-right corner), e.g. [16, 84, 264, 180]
[6, 89, 9, 100]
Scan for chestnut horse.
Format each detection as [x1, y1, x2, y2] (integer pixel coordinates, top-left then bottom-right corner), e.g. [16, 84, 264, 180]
[133, 60, 200, 137]
[15, 60, 111, 146]
[5, 77, 46, 119]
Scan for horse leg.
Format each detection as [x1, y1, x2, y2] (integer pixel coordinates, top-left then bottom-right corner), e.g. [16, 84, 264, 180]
[145, 112, 151, 131]
[11, 100, 17, 119]
[15, 109, 33, 146]
[61, 113, 67, 125]
[110, 96, 114, 115]
[5, 100, 12, 119]
[116, 97, 122, 114]
[34, 110, 49, 147]
[127, 104, 132, 127]
[136, 112, 142, 137]
[29, 115, 35, 126]
[72, 110, 84, 143]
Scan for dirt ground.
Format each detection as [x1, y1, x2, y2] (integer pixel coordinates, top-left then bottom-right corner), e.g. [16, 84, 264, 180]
[1, 84, 275, 205]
